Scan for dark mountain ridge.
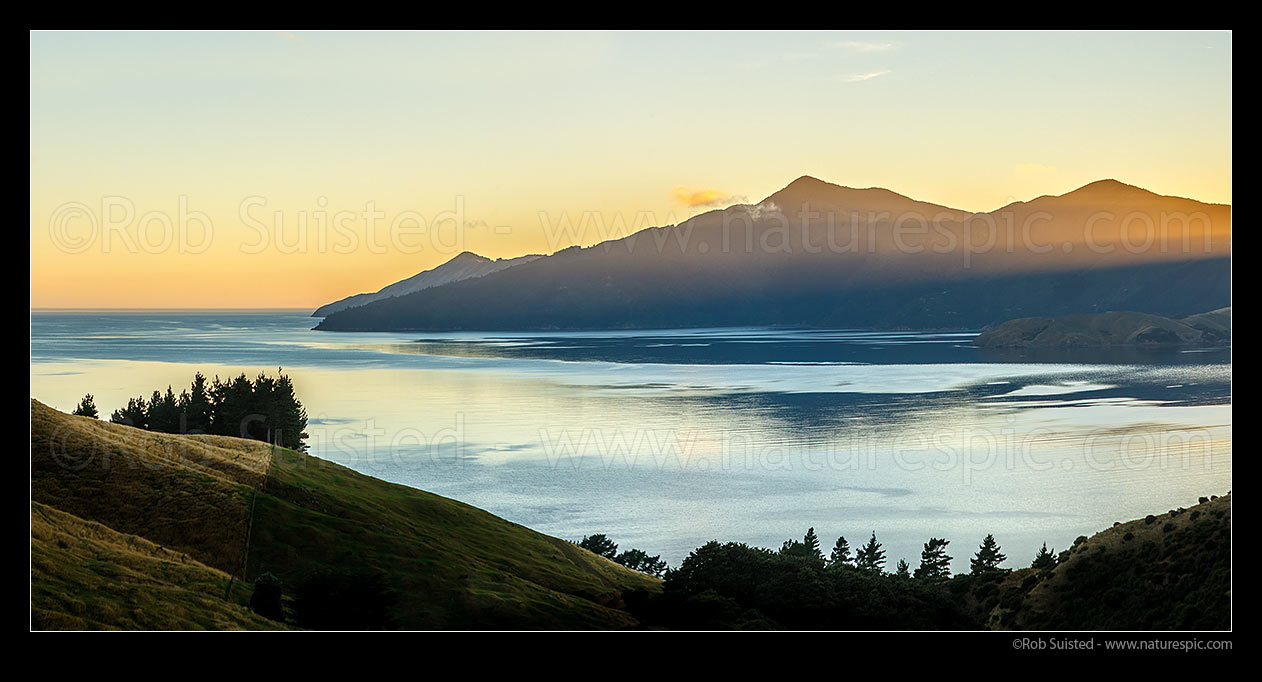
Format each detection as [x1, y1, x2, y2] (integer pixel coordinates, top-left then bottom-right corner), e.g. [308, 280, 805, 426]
[315, 177, 1230, 332]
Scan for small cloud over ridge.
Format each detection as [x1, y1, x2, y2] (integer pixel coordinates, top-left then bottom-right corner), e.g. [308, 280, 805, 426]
[671, 187, 733, 207]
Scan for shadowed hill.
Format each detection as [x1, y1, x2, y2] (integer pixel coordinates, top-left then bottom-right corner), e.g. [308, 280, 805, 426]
[974, 308, 1232, 348]
[30, 400, 659, 629]
[1181, 307, 1233, 340]
[247, 446, 658, 629]
[315, 177, 1230, 331]
[985, 494, 1231, 630]
[31, 501, 280, 630]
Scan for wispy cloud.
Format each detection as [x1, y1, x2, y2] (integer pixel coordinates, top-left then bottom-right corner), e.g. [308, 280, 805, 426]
[830, 40, 899, 52]
[276, 31, 302, 42]
[670, 187, 733, 207]
[839, 70, 892, 83]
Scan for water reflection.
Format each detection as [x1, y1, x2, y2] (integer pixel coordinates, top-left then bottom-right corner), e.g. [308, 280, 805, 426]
[29, 312, 1231, 573]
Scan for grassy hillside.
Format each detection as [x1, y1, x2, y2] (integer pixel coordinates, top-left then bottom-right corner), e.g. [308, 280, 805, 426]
[247, 446, 658, 629]
[1181, 307, 1232, 342]
[30, 400, 265, 574]
[30, 400, 659, 630]
[982, 494, 1231, 630]
[31, 501, 278, 630]
[628, 495, 1231, 630]
[974, 308, 1231, 348]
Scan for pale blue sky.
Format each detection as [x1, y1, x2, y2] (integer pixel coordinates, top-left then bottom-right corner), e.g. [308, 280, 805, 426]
[30, 30, 1232, 307]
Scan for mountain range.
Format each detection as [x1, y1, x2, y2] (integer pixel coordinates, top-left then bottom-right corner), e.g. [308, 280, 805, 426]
[314, 177, 1231, 331]
[313, 252, 541, 317]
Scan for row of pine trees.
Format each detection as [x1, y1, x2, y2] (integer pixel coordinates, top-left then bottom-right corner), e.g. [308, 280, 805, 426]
[71, 369, 309, 452]
[782, 528, 1057, 579]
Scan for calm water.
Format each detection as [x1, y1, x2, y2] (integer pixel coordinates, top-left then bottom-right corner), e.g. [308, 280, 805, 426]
[29, 311, 1232, 574]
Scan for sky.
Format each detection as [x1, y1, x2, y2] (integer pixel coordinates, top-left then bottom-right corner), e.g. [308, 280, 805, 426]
[30, 30, 1232, 309]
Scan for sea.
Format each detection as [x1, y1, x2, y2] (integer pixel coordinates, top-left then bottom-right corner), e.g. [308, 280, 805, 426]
[29, 310, 1232, 574]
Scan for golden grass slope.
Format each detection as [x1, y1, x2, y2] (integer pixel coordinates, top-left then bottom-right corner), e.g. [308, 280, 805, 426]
[31, 399, 660, 629]
[31, 501, 282, 630]
[31, 399, 268, 574]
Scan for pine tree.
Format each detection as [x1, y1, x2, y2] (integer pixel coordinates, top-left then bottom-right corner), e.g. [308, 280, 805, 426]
[895, 559, 911, 578]
[914, 538, 952, 581]
[803, 527, 824, 564]
[577, 534, 618, 559]
[71, 394, 98, 419]
[147, 386, 182, 433]
[828, 536, 852, 568]
[272, 370, 308, 451]
[110, 395, 149, 429]
[854, 531, 886, 572]
[211, 374, 257, 440]
[1031, 542, 1057, 570]
[613, 548, 669, 578]
[779, 528, 826, 568]
[181, 372, 213, 434]
[970, 534, 1008, 575]
[95, 370, 308, 451]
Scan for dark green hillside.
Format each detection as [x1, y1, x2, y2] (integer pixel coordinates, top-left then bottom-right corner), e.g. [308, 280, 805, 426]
[30, 400, 658, 630]
[247, 446, 658, 629]
[985, 494, 1231, 630]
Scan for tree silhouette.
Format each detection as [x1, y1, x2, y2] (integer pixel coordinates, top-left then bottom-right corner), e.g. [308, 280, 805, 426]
[614, 548, 668, 577]
[71, 394, 98, 419]
[110, 395, 149, 429]
[1031, 542, 1057, 570]
[780, 531, 826, 569]
[803, 527, 823, 563]
[250, 572, 285, 621]
[100, 370, 309, 451]
[179, 372, 213, 434]
[577, 534, 618, 559]
[147, 386, 182, 433]
[828, 536, 852, 568]
[854, 532, 886, 572]
[914, 538, 952, 581]
[895, 559, 911, 578]
[970, 534, 1008, 575]
[272, 370, 309, 451]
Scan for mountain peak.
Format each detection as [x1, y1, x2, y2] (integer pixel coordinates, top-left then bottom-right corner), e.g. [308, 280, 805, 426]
[764, 175, 969, 217]
[779, 175, 834, 193]
[450, 251, 490, 263]
[1063, 179, 1151, 198]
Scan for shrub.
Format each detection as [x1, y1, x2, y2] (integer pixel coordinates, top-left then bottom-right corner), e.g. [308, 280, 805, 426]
[249, 572, 284, 622]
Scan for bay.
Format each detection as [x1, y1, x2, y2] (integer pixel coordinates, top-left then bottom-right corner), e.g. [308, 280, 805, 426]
[29, 310, 1231, 574]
